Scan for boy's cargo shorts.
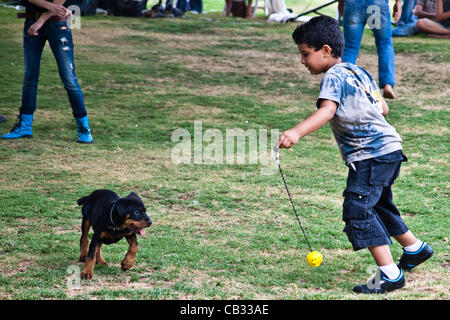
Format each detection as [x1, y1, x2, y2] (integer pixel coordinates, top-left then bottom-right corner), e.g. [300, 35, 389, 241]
[343, 150, 409, 251]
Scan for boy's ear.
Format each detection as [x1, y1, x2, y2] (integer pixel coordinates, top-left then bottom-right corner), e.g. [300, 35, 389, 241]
[321, 44, 333, 57]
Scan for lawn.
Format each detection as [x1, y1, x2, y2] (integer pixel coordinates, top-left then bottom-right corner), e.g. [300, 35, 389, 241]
[0, 1, 448, 300]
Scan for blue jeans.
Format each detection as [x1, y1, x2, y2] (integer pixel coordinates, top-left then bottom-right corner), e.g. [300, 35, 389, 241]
[343, 150, 409, 251]
[176, 0, 203, 13]
[391, 0, 418, 36]
[20, 19, 87, 118]
[391, 19, 418, 36]
[395, 0, 417, 26]
[342, 0, 395, 88]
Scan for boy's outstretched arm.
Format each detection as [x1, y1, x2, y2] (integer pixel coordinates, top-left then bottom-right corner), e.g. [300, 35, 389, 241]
[278, 99, 337, 149]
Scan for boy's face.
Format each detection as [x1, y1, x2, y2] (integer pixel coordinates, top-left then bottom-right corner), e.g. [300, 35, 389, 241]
[297, 43, 329, 75]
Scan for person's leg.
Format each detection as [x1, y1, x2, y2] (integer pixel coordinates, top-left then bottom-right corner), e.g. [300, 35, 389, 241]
[365, 197, 402, 281]
[372, 160, 433, 272]
[47, 21, 92, 143]
[416, 18, 450, 36]
[224, 0, 232, 16]
[342, 0, 365, 64]
[348, 156, 406, 294]
[368, 245, 394, 266]
[373, 185, 410, 236]
[394, 230, 418, 247]
[20, 19, 47, 116]
[350, 212, 405, 293]
[395, 0, 417, 26]
[368, 244, 405, 280]
[343, 160, 395, 253]
[2, 19, 46, 139]
[176, 0, 187, 12]
[373, 186, 423, 251]
[371, 0, 396, 98]
[47, 21, 87, 119]
[190, 0, 203, 13]
[246, 0, 253, 18]
[391, 20, 419, 36]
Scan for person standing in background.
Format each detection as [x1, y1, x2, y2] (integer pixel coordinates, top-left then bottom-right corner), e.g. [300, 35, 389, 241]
[1, 0, 93, 143]
[339, 0, 402, 99]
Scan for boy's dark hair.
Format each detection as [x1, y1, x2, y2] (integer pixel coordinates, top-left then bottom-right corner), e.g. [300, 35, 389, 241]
[292, 16, 344, 58]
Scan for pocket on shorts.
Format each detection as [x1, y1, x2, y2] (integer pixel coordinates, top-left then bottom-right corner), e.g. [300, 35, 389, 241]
[344, 220, 371, 241]
[342, 186, 371, 220]
[343, 219, 378, 251]
[369, 159, 402, 186]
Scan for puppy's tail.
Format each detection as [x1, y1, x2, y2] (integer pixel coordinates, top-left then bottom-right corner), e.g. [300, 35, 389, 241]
[77, 196, 90, 206]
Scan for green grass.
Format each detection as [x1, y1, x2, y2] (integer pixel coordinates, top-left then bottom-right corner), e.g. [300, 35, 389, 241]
[0, 2, 449, 300]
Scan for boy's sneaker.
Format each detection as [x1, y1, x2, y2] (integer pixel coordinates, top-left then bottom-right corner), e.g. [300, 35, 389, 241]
[398, 242, 433, 271]
[353, 269, 405, 294]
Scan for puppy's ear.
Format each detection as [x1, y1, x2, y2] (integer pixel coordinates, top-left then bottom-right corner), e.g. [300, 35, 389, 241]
[77, 196, 89, 206]
[115, 198, 132, 217]
[126, 192, 140, 201]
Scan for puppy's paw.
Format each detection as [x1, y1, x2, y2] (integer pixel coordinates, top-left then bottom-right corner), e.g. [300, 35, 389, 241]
[79, 255, 86, 262]
[80, 269, 94, 280]
[96, 258, 108, 265]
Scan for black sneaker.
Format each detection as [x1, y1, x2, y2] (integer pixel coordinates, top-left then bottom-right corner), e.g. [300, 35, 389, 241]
[353, 269, 405, 294]
[398, 242, 433, 271]
[0, 115, 6, 123]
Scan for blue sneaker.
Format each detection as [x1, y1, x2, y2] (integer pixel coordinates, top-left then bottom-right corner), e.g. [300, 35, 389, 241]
[1, 114, 33, 139]
[399, 242, 433, 271]
[75, 115, 93, 144]
[353, 269, 405, 294]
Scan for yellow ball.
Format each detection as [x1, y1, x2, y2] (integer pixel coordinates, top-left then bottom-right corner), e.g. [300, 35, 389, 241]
[306, 251, 323, 267]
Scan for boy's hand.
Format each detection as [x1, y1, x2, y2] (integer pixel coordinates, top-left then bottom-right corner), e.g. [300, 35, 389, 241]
[27, 20, 44, 36]
[278, 128, 301, 149]
[277, 100, 337, 149]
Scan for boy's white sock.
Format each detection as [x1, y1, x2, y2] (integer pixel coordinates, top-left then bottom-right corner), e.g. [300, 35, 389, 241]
[379, 263, 401, 280]
[403, 240, 423, 253]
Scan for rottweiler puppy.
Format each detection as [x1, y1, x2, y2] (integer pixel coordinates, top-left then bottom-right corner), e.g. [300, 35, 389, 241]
[77, 189, 152, 280]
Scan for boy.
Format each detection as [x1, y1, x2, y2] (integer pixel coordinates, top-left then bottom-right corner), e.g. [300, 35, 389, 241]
[277, 16, 433, 293]
[1, 0, 93, 143]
